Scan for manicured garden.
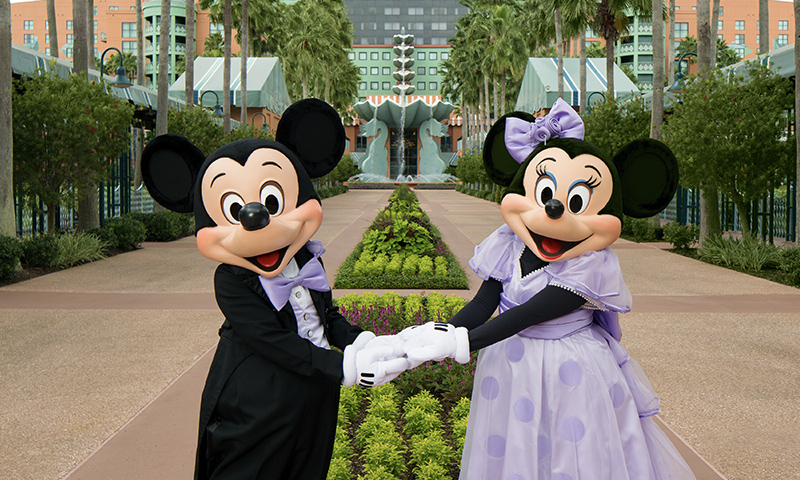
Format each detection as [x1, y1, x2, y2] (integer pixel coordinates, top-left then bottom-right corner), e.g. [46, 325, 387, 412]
[330, 291, 477, 480]
[334, 186, 468, 290]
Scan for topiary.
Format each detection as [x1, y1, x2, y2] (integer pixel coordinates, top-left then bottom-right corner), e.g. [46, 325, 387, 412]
[20, 234, 59, 268]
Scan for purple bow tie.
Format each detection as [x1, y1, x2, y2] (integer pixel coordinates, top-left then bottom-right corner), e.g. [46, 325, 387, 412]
[504, 98, 585, 164]
[258, 242, 330, 310]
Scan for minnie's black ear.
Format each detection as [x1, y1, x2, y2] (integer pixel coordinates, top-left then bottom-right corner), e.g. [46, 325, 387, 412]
[141, 134, 206, 213]
[482, 112, 536, 186]
[613, 139, 679, 218]
[275, 98, 345, 179]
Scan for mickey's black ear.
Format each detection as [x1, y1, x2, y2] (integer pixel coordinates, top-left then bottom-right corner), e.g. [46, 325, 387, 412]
[613, 139, 679, 218]
[275, 98, 345, 179]
[482, 112, 536, 186]
[141, 134, 206, 213]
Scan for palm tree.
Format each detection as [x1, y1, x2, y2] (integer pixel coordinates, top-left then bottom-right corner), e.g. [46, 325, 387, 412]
[136, 0, 143, 85]
[156, 0, 171, 136]
[695, 0, 718, 245]
[239, 0, 248, 124]
[650, 0, 664, 139]
[667, 0, 674, 85]
[184, 0, 194, 101]
[72, 0, 88, 72]
[222, 0, 231, 133]
[47, 0, 58, 58]
[0, 0, 14, 236]
[595, 0, 650, 98]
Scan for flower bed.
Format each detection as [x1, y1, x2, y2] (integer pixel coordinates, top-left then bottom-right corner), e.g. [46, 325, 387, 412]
[334, 186, 468, 290]
[330, 292, 477, 480]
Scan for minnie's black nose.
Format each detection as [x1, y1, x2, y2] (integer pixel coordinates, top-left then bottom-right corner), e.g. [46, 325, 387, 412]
[239, 202, 270, 231]
[545, 199, 564, 219]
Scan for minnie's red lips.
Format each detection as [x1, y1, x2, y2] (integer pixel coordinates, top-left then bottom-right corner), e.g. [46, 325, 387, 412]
[256, 251, 280, 268]
[528, 229, 590, 260]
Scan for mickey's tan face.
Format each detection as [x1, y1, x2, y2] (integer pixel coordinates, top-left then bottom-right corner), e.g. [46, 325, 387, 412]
[501, 147, 621, 262]
[195, 148, 323, 277]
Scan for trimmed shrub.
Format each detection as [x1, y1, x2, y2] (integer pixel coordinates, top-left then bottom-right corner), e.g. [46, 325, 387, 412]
[663, 221, 699, 250]
[104, 215, 147, 250]
[410, 434, 456, 472]
[779, 246, 800, 286]
[130, 211, 187, 241]
[0, 235, 22, 280]
[20, 234, 59, 268]
[56, 232, 108, 268]
[326, 457, 351, 480]
[403, 407, 443, 437]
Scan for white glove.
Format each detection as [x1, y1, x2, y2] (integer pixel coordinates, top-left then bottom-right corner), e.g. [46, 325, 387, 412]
[401, 322, 471, 367]
[342, 331, 375, 387]
[354, 345, 410, 387]
[363, 333, 405, 359]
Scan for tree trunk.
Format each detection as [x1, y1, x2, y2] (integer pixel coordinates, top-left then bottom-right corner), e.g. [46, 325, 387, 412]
[500, 74, 507, 117]
[239, 0, 248, 124]
[759, 0, 769, 55]
[72, 0, 88, 72]
[87, 0, 94, 60]
[156, 0, 171, 136]
[184, 0, 193, 100]
[710, 0, 720, 64]
[47, 0, 58, 58]
[650, 0, 664, 139]
[136, 0, 143, 86]
[492, 80, 498, 123]
[46, 201, 57, 233]
[733, 197, 752, 237]
[668, 0, 675, 86]
[223, 0, 232, 133]
[0, 0, 15, 236]
[483, 75, 489, 133]
[795, 0, 800, 242]
[696, 0, 714, 245]
[579, 27, 586, 113]
[605, 39, 615, 98]
[555, 9, 564, 100]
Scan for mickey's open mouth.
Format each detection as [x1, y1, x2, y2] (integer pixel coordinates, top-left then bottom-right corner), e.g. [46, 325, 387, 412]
[528, 229, 590, 260]
[246, 246, 289, 273]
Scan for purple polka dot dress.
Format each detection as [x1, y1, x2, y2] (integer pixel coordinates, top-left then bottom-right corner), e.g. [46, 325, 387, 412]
[460, 226, 695, 480]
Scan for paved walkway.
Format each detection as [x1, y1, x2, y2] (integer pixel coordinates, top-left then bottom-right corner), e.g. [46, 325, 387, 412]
[2, 189, 799, 480]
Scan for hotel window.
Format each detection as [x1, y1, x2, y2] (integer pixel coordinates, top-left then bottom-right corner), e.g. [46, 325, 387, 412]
[109, 6, 119, 10]
[441, 52, 449, 60]
[674, 22, 688, 39]
[441, 136, 452, 151]
[382, 82, 391, 90]
[779, 20, 788, 31]
[348, 52, 355, 60]
[24, 20, 33, 30]
[417, 67, 425, 75]
[416, 82, 426, 91]
[359, 67, 367, 75]
[122, 41, 136, 53]
[355, 135, 368, 151]
[408, 22, 423, 30]
[210, 23, 223, 34]
[408, 7, 423, 15]
[384, 7, 399, 15]
[122, 22, 136, 38]
[429, 52, 438, 60]
[64, 47, 73, 57]
[45, 47, 50, 55]
[66, 33, 74, 44]
[429, 67, 437, 75]
[370, 67, 379, 75]
[67, 20, 73, 31]
[734, 34, 745, 44]
[735, 20, 744, 31]
[370, 82, 379, 90]
[382, 52, 391, 60]
[718, 6, 723, 16]
[777, 34, 788, 47]
[382, 67, 391, 75]
[359, 52, 367, 60]
[45, 34, 49, 43]
[717, 21, 722, 31]
[431, 22, 447, 31]
[359, 82, 367, 90]
[23, 34, 34, 44]
[429, 81, 438, 91]
[431, 7, 447, 15]
[417, 52, 426, 60]
[384, 22, 400, 30]
[370, 52, 379, 60]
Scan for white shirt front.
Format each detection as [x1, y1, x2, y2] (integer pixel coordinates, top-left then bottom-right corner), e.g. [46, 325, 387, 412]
[279, 258, 331, 349]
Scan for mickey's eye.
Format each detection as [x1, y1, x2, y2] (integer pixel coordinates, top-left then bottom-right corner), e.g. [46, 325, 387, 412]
[260, 182, 284, 216]
[221, 192, 245, 224]
[567, 184, 592, 215]
[534, 175, 556, 208]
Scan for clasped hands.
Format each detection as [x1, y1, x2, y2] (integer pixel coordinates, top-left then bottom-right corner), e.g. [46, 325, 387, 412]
[343, 322, 470, 388]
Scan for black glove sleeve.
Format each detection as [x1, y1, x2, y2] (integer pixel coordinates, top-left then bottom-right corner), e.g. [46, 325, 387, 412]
[455, 284, 587, 351]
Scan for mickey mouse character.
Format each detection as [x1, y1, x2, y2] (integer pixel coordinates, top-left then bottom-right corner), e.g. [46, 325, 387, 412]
[141, 99, 396, 480]
[394, 99, 696, 479]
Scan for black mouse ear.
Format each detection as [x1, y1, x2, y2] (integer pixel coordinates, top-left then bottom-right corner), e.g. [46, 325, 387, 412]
[275, 98, 345, 179]
[482, 112, 536, 186]
[613, 139, 679, 218]
[141, 134, 205, 213]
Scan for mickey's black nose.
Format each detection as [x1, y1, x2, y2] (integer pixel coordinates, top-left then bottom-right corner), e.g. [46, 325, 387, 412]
[239, 202, 270, 231]
[545, 199, 564, 219]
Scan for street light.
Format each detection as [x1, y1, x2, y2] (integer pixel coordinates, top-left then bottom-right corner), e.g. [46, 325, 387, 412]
[586, 91, 605, 113]
[100, 46, 133, 88]
[251, 112, 268, 131]
[669, 51, 698, 93]
[201, 91, 224, 117]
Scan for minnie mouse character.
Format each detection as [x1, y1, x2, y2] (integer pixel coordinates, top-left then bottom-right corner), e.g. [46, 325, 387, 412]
[394, 99, 696, 479]
[141, 99, 402, 480]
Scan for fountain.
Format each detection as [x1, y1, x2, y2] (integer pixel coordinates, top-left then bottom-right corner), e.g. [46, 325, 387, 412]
[352, 28, 459, 184]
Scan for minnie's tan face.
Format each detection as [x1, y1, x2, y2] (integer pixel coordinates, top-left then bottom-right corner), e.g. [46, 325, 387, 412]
[501, 147, 621, 262]
[195, 148, 322, 277]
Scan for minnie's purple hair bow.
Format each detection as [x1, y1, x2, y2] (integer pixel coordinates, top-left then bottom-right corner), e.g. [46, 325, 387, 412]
[504, 98, 585, 164]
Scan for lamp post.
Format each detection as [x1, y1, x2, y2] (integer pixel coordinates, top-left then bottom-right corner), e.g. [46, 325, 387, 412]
[668, 51, 698, 93]
[251, 112, 268, 131]
[201, 91, 224, 117]
[100, 46, 133, 88]
[586, 91, 606, 113]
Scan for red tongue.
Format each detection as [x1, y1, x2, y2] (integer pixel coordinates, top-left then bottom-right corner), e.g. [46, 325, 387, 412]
[256, 251, 280, 268]
[541, 238, 563, 254]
